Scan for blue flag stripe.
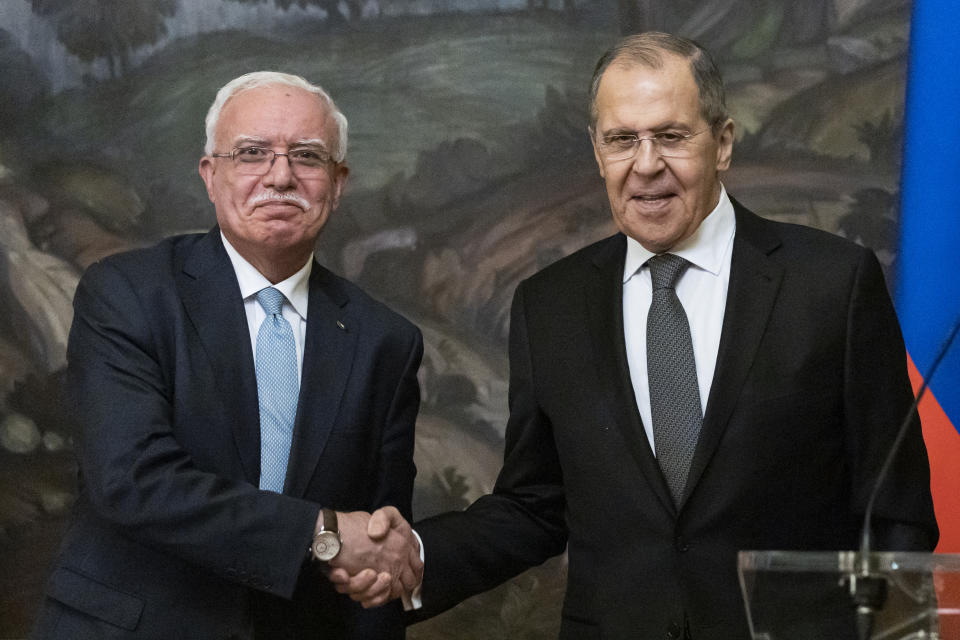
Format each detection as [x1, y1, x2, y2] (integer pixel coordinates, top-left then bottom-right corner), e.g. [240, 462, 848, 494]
[896, 0, 960, 427]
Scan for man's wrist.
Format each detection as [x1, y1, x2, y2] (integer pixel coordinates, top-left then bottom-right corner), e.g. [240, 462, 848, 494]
[310, 508, 342, 561]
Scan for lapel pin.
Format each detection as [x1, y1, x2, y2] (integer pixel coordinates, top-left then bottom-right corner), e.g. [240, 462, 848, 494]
[336, 320, 347, 332]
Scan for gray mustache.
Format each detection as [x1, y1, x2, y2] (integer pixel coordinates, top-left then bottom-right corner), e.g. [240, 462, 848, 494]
[252, 192, 309, 209]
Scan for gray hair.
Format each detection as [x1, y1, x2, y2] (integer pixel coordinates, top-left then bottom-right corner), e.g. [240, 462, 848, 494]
[588, 32, 728, 134]
[204, 71, 349, 162]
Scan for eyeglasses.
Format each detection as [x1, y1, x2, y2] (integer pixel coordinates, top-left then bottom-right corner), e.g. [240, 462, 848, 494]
[595, 127, 712, 161]
[211, 146, 335, 177]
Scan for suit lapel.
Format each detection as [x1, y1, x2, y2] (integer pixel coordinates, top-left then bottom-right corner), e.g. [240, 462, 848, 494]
[585, 234, 677, 516]
[177, 230, 261, 484]
[283, 263, 358, 497]
[683, 202, 784, 505]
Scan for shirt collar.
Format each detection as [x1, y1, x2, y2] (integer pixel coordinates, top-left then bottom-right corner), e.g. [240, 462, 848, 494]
[221, 232, 312, 321]
[623, 184, 736, 284]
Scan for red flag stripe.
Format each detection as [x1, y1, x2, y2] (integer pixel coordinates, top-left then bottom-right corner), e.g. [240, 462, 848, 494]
[908, 355, 960, 553]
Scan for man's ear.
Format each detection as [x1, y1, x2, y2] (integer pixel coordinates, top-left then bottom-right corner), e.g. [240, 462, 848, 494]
[715, 118, 735, 172]
[588, 127, 606, 179]
[198, 156, 217, 202]
[330, 163, 350, 209]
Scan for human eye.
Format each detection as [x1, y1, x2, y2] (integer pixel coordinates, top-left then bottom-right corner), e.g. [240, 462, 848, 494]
[289, 147, 330, 166]
[234, 146, 271, 161]
[654, 131, 688, 145]
[603, 134, 638, 149]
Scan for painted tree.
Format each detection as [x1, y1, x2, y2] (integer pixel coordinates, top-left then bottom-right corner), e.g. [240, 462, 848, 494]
[225, 0, 362, 25]
[31, 0, 177, 78]
[526, 0, 577, 18]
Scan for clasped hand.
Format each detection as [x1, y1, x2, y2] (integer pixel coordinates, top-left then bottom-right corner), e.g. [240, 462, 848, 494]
[327, 506, 422, 608]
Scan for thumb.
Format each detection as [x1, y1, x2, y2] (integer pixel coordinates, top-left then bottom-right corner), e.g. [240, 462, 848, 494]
[367, 506, 401, 539]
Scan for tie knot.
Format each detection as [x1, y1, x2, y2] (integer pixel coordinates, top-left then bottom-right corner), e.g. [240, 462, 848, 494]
[257, 287, 285, 316]
[648, 254, 689, 290]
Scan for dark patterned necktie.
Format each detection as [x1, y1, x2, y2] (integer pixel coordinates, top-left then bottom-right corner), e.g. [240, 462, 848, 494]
[646, 254, 702, 505]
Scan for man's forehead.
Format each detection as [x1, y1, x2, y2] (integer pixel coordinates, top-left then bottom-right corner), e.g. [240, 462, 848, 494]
[595, 57, 700, 124]
[222, 85, 327, 116]
[600, 54, 693, 90]
[216, 86, 332, 142]
[229, 134, 329, 146]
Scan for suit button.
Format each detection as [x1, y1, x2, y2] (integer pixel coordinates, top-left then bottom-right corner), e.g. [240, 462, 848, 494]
[675, 536, 689, 552]
[666, 621, 683, 639]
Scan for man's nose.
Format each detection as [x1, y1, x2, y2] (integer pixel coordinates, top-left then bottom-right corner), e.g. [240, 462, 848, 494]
[630, 138, 665, 176]
[261, 153, 296, 189]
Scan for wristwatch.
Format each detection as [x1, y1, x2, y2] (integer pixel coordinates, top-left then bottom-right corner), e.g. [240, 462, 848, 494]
[311, 508, 342, 562]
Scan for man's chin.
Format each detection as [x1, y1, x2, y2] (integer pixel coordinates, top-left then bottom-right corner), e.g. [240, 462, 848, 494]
[616, 205, 690, 252]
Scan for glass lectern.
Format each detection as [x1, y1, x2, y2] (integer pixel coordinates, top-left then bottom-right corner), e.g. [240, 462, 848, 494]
[738, 551, 960, 639]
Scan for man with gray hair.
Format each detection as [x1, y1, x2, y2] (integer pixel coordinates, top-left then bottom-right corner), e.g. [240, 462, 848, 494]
[33, 71, 422, 639]
[336, 32, 938, 639]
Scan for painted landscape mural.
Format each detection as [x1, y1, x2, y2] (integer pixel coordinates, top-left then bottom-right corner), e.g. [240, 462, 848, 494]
[0, 0, 911, 637]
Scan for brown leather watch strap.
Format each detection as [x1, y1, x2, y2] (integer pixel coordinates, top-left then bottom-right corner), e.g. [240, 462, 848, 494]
[321, 508, 338, 534]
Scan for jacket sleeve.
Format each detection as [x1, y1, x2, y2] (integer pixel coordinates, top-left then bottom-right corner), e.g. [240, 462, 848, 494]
[68, 260, 320, 599]
[842, 247, 938, 549]
[373, 324, 422, 521]
[413, 282, 568, 619]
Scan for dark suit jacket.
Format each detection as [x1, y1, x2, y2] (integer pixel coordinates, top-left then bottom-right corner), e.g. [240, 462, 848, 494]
[413, 201, 937, 639]
[33, 229, 422, 640]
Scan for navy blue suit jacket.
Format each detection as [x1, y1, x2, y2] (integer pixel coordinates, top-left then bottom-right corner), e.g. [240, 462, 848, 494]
[34, 229, 422, 639]
[413, 201, 937, 639]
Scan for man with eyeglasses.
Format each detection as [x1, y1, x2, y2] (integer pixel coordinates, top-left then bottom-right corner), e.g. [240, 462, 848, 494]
[33, 71, 422, 639]
[334, 32, 938, 639]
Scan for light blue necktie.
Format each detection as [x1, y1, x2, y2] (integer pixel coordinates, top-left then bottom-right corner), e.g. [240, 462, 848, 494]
[255, 287, 299, 493]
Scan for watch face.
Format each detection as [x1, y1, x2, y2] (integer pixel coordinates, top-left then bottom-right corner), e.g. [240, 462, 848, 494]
[313, 531, 341, 561]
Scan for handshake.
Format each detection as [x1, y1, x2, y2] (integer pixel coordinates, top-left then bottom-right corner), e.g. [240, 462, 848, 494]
[325, 507, 423, 609]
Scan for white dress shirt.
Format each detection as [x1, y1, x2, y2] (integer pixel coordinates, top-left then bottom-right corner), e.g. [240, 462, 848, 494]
[221, 233, 312, 380]
[622, 186, 736, 454]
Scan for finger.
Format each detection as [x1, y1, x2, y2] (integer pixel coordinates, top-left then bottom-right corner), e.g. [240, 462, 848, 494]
[398, 562, 420, 593]
[391, 571, 411, 601]
[367, 506, 402, 539]
[407, 538, 424, 582]
[327, 567, 351, 584]
[414, 556, 424, 582]
[361, 592, 391, 609]
[361, 587, 393, 608]
[332, 568, 379, 595]
[411, 540, 424, 573]
[353, 572, 392, 606]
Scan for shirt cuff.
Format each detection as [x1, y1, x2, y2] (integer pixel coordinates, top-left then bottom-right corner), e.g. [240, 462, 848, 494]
[401, 529, 424, 611]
